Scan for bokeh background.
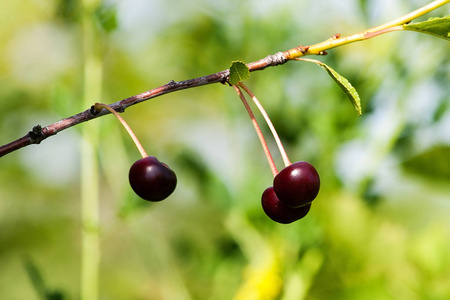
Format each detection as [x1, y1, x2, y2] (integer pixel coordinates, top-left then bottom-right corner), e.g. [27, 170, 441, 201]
[1, 0, 449, 299]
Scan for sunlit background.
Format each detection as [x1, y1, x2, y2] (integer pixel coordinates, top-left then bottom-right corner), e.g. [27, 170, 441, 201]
[1, 0, 449, 299]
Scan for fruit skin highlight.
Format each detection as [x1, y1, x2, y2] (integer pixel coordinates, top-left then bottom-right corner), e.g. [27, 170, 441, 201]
[261, 187, 311, 224]
[129, 156, 177, 202]
[273, 161, 320, 208]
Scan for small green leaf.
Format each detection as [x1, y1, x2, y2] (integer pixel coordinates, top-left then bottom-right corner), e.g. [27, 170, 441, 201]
[300, 59, 362, 115]
[403, 16, 450, 41]
[229, 61, 250, 85]
[323, 64, 362, 116]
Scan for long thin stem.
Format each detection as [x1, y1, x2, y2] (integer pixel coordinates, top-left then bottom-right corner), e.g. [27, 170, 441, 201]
[238, 82, 291, 167]
[80, 1, 101, 299]
[80, 131, 100, 300]
[93, 103, 148, 158]
[368, 0, 449, 33]
[232, 85, 278, 177]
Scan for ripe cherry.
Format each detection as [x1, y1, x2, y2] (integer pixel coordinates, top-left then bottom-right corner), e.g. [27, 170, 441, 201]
[261, 186, 311, 224]
[273, 161, 320, 208]
[129, 156, 177, 201]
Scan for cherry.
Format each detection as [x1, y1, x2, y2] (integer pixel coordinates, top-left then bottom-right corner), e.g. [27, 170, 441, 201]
[273, 161, 320, 208]
[261, 186, 311, 224]
[129, 156, 177, 201]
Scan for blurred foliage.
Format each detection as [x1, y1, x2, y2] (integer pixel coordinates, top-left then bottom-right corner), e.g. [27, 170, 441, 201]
[0, 0, 449, 299]
[94, 2, 117, 33]
[55, 0, 80, 24]
[24, 257, 66, 300]
[402, 145, 450, 180]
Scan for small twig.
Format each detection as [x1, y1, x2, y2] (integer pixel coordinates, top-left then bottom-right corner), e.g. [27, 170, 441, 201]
[284, 0, 449, 58]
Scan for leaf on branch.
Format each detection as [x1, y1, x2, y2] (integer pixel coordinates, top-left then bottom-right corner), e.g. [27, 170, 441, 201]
[403, 16, 450, 41]
[299, 58, 362, 116]
[229, 61, 250, 85]
[321, 63, 362, 116]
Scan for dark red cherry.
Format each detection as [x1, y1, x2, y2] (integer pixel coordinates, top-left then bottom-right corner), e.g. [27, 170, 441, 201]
[129, 156, 177, 201]
[273, 161, 320, 208]
[261, 186, 311, 224]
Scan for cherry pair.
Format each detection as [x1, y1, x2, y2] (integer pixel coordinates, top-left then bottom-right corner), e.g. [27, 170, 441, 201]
[261, 161, 320, 224]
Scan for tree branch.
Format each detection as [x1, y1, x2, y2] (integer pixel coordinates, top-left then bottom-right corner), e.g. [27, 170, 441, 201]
[0, 71, 227, 157]
[1, 0, 448, 158]
[0, 54, 292, 158]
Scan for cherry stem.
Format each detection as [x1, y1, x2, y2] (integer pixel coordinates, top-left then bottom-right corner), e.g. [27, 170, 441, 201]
[238, 82, 292, 167]
[93, 103, 148, 159]
[232, 85, 278, 177]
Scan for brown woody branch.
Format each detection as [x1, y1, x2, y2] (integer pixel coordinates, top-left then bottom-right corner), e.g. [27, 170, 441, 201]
[1, 0, 448, 158]
[0, 50, 297, 158]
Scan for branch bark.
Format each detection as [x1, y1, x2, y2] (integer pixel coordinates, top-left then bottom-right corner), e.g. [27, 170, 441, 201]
[1, 0, 448, 158]
[0, 53, 291, 158]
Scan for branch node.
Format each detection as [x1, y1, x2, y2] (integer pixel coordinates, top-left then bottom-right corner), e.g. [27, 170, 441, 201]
[90, 105, 101, 116]
[221, 72, 230, 85]
[29, 125, 45, 144]
[267, 52, 288, 66]
[298, 45, 309, 54]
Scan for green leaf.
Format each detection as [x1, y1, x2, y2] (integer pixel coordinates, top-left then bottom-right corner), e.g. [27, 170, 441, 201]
[323, 64, 362, 116]
[300, 59, 362, 116]
[403, 16, 450, 41]
[229, 61, 250, 85]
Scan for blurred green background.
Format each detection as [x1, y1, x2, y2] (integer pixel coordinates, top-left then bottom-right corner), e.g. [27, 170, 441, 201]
[1, 0, 449, 299]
